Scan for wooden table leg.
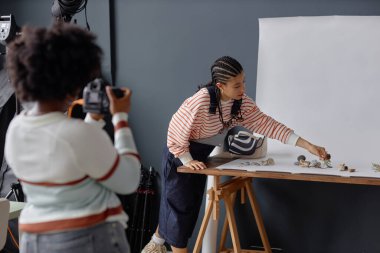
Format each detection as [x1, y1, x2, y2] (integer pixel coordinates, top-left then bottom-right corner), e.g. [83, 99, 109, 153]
[193, 189, 215, 253]
[213, 176, 221, 220]
[244, 180, 272, 253]
[219, 192, 237, 252]
[193, 177, 272, 253]
[224, 190, 242, 253]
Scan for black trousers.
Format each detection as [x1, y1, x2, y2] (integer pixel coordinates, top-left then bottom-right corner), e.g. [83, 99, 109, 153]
[158, 141, 214, 248]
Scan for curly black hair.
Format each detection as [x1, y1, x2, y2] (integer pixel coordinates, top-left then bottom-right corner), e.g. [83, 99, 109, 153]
[6, 23, 102, 102]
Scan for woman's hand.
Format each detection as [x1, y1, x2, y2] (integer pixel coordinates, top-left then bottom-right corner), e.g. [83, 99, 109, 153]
[106, 86, 132, 115]
[307, 144, 329, 160]
[296, 137, 329, 160]
[185, 160, 207, 170]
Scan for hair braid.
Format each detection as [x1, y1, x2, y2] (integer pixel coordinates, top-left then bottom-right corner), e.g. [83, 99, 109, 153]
[198, 56, 243, 90]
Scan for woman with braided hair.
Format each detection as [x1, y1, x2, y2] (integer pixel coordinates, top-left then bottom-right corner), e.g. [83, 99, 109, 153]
[142, 56, 329, 253]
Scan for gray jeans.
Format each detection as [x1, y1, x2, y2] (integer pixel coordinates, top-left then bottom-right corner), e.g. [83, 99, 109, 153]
[20, 221, 130, 253]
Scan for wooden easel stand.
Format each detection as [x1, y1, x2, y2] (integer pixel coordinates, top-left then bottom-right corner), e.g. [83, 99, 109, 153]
[193, 176, 272, 253]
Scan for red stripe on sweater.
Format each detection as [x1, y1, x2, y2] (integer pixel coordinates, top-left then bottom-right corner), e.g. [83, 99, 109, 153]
[97, 155, 120, 181]
[20, 205, 124, 233]
[19, 176, 89, 187]
[115, 121, 129, 131]
[122, 152, 141, 161]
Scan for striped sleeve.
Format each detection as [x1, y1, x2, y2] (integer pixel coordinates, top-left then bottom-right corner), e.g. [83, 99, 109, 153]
[112, 112, 140, 159]
[167, 90, 209, 158]
[167, 104, 195, 158]
[96, 152, 140, 194]
[95, 112, 141, 194]
[241, 96, 293, 143]
[71, 117, 141, 194]
[86, 113, 141, 194]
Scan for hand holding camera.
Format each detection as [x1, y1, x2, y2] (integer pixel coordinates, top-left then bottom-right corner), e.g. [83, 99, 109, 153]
[83, 78, 132, 115]
[106, 86, 131, 115]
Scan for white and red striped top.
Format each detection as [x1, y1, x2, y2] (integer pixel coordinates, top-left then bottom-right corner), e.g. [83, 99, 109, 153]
[168, 88, 294, 162]
[5, 111, 141, 233]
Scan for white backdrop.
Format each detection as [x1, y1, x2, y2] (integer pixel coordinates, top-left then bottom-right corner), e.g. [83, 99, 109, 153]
[203, 16, 380, 253]
[256, 16, 380, 169]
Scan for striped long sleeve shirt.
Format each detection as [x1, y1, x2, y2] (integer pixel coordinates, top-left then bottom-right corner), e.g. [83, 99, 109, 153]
[168, 88, 296, 164]
[5, 111, 140, 233]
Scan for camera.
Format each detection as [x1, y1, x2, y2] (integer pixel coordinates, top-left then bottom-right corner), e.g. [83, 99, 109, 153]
[82, 78, 124, 114]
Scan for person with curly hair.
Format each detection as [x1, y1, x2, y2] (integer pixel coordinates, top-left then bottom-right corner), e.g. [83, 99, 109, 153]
[5, 23, 140, 253]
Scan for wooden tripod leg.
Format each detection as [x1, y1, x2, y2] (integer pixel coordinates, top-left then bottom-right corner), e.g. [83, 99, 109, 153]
[219, 192, 237, 252]
[244, 180, 272, 253]
[219, 216, 229, 252]
[193, 191, 215, 253]
[224, 191, 242, 253]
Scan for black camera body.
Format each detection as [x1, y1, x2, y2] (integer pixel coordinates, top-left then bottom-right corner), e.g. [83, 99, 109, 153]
[83, 78, 124, 114]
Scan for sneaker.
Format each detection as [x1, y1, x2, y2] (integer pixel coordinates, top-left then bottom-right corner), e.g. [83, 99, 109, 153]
[141, 239, 167, 253]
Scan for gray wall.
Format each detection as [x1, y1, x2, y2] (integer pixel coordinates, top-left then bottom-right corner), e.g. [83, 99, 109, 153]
[113, 0, 380, 170]
[2, 0, 380, 252]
